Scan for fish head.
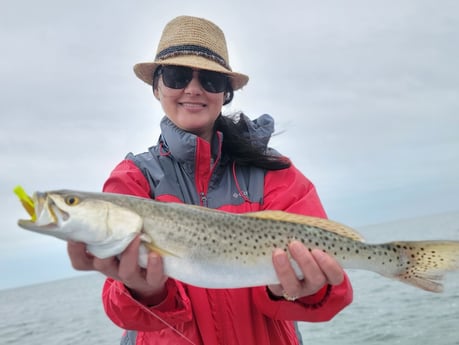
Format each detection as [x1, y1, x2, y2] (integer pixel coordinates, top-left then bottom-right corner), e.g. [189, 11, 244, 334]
[17, 189, 143, 258]
[18, 190, 104, 240]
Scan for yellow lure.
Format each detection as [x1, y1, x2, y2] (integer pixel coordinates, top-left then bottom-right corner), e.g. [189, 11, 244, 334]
[14, 185, 36, 221]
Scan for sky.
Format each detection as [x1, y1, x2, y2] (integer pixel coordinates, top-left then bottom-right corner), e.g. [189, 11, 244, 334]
[1, 0, 458, 289]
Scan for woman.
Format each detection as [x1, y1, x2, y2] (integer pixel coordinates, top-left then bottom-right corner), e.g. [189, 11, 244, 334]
[67, 15, 353, 345]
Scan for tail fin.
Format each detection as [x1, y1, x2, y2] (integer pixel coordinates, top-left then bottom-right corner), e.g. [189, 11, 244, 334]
[392, 241, 459, 292]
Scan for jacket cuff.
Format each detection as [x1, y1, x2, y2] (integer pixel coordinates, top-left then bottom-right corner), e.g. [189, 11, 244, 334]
[103, 278, 193, 331]
[265, 284, 331, 307]
[296, 284, 332, 308]
[150, 279, 181, 312]
[253, 274, 353, 322]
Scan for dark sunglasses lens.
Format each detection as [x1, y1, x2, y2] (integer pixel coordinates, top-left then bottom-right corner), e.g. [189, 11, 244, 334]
[160, 66, 228, 93]
[161, 66, 192, 89]
[199, 70, 228, 93]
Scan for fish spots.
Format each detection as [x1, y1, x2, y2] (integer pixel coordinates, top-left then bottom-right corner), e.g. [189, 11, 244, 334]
[208, 217, 294, 262]
[155, 205, 457, 293]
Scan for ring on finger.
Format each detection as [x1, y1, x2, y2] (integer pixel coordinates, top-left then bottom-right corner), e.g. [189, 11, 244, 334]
[282, 290, 299, 302]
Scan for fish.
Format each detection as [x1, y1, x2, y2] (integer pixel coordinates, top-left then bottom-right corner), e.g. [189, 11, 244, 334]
[15, 186, 459, 293]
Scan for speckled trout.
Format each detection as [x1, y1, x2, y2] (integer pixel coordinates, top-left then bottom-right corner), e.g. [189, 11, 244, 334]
[15, 187, 459, 292]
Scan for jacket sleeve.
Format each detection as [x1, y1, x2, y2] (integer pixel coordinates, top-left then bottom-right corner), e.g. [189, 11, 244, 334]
[101, 159, 194, 331]
[102, 278, 194, 331]
[102, 159, 152, 198]
[254, 163, 353, 322]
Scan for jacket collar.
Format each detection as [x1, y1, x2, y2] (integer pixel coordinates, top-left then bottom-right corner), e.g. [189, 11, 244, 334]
[158, 116, 222, 167]
[157, 113, 276, 167]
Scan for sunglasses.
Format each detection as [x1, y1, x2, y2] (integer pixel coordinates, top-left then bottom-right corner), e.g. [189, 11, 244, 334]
[157, 65, 229, 93]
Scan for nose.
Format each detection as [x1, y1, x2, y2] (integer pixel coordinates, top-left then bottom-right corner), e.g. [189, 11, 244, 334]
[184, 71, 203, 94]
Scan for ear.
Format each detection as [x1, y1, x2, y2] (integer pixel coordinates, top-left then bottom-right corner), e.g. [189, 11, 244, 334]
[153, 87, 160, 100]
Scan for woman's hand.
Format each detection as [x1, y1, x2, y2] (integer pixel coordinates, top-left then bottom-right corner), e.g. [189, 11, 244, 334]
[268, 240, 344, 300]
[67, 235, 168, 305]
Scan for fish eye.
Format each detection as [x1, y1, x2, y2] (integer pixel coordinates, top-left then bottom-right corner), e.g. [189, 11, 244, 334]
[65, 196, 80, 206]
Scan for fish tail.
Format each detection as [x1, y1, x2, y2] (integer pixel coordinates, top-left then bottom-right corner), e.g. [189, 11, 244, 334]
[389, 241, 459, 292]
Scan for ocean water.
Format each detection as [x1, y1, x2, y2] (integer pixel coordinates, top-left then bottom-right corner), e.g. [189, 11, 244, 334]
[300, 211, 459, 345]
[0, 274, 121, 344]
[1, 211, 458, 345]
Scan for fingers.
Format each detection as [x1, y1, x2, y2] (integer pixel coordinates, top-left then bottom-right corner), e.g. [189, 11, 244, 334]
[67, 241, 121, 279]
[116, 236, 166, 287]
[269, 241, 344, 300]
[67, 236, 167, 287]
[270, 248, 304, 297]
[115, 236, 168, 303]
[290, 242, 327, 291]
[145, 252, 168, 288]
[310, 248, 344, 286]
[93, 257, 121, 279]
[67, 241, 96, 271]
[118, 235, 143, 283]
[67, 236, 168, 304]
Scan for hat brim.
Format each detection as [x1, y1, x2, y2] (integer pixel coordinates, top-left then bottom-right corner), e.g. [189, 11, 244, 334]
[133, 55, 249, 90]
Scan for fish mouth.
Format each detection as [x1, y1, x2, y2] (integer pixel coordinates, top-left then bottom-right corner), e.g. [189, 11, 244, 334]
[15, 186, 69, 231]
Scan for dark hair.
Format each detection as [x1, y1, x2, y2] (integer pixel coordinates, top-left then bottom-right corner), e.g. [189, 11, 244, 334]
[215, 114, 291, 170]
[152, 67, 290, 171]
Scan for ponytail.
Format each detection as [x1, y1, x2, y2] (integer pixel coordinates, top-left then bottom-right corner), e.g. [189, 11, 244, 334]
[215, 114, 291, 170]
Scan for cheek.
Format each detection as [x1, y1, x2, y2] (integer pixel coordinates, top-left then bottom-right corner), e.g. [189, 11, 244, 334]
[155, 79, 181, 99]
[156, 84, 172, 98]
[209, 93, 225, 108]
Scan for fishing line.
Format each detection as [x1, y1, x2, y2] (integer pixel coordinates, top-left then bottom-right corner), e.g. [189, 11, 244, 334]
[106, 279, 198, 345]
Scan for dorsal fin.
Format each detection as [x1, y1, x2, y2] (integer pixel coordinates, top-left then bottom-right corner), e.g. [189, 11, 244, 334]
[243, 210, 365, 242]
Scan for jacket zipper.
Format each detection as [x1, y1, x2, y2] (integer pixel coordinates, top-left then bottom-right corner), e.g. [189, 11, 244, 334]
[195, 133, 223, 208]
[199, 192, 208, 207]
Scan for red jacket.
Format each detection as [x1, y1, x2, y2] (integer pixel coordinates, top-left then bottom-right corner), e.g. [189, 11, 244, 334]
[101, 116, 353, 344]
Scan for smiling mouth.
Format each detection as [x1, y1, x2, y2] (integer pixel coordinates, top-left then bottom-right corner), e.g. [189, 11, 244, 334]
[180, 102, 206, 109]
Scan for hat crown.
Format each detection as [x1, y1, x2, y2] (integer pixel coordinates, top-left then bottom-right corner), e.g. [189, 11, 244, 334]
[155, 16, 230, 70]
[133, 16, 249, 90]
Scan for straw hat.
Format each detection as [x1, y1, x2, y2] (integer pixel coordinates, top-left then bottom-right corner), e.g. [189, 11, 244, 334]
[133, 16, 249, 90]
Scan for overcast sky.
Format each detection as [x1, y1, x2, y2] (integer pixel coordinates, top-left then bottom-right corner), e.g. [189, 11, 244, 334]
[1, 0, 458, 289]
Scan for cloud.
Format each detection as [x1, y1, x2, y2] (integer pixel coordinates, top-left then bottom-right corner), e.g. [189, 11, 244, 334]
[1, 0, 459, 288]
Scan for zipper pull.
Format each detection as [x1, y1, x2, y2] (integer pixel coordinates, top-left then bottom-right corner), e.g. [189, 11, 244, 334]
[199, 192, 208, 207]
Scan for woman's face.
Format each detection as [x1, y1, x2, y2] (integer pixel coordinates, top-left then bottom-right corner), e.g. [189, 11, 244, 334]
[154, 69, 226, 142]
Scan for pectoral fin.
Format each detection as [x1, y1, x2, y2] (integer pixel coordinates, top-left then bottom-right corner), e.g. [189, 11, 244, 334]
[140, 233, 179, 257]
[143, 241, 179, 257]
